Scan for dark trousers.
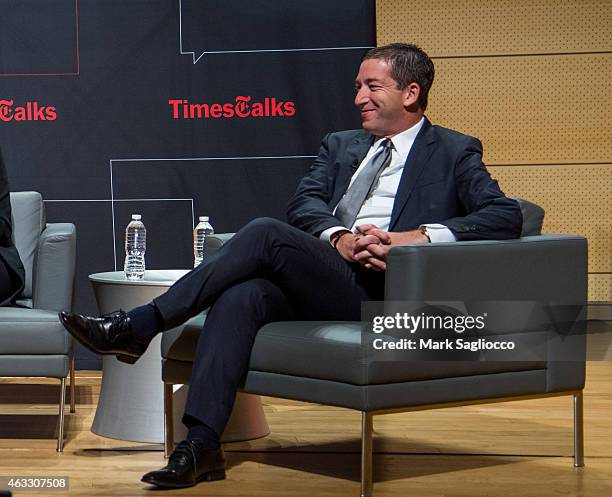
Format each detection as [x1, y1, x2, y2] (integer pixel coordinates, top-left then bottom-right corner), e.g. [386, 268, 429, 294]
[153, 217, 381, 435]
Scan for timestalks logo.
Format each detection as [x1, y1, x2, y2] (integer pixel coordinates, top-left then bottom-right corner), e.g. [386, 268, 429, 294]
[169, 96, 296, 120]
[0, 99, 57, 122]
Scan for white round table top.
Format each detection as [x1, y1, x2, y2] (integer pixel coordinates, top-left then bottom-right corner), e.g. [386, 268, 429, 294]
[89, 269, 190, 286]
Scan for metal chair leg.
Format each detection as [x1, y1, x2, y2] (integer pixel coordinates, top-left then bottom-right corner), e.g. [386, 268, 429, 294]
[164, 383, 174, 458]
[56, 378, 66, 452]
[574, 391, 584, 467]
[360, 412, 373, 497]
[69, 355, 76, 413]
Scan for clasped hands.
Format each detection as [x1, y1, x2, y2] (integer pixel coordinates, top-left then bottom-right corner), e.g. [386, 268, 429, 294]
[335, 224, 429, 271]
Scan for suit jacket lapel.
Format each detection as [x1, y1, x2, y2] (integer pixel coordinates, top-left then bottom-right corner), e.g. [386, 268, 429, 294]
[330, 131, 374, 208]
[389, 118, 437, 230]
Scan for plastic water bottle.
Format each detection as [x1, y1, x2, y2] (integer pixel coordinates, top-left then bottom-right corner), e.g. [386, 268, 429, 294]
[194, 216, 214, 268]
[124, 214, 146, 280]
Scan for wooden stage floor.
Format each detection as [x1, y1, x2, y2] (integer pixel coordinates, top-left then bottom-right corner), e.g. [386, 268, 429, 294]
[1, 362, 611, 496]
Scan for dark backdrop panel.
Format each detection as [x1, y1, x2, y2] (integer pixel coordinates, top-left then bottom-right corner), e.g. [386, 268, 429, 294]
[182, 0, 374, 57]
[110, 157, 314, 271]
[0, 0, 78, 75]
[0, 0, 375, 369]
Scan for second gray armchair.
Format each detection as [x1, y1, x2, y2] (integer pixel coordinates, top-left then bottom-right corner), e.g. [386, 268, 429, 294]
[0, 192, 77, 451]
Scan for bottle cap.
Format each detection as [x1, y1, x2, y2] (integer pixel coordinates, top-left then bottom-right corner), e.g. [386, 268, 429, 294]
[131, 214, 142, 220]
[199, 216, 209, 222]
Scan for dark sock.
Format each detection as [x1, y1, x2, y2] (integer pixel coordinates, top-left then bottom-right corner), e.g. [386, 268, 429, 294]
[127, 304, 164, 341]
[184, 415, 220, 450]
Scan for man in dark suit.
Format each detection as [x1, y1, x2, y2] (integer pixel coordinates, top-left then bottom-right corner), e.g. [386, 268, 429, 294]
[60, 43, 522, 488]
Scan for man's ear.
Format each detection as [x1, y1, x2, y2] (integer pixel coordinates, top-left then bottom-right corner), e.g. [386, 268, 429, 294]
[403, 82, 421, 108]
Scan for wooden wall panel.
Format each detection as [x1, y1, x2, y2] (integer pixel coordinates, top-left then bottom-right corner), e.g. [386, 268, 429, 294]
[489, 165, 612, 273]
[590, 274, 612, 302]
[427, 55, 612, 164]
[376, 0, 612, 56]
[377, 0, 612, 301]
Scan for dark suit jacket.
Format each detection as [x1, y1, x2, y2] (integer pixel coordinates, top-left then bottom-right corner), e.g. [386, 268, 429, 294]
[0, 148, 25, 305]
[287, 118, 522, 240]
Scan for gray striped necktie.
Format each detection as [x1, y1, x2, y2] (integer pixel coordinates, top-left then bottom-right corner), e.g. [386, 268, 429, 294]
[335, 138, 393, 229]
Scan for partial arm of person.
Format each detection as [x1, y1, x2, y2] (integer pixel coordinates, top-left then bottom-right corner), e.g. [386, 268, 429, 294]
[0, 149, 13, 246]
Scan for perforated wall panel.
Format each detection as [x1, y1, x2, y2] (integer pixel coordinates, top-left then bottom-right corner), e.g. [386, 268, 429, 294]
[427, 55, 612, 164]
[376, 0, 612, 56]
[590, 274, 612, 302]
[377, 0, 612, 302]
[489, 165, 612, 273]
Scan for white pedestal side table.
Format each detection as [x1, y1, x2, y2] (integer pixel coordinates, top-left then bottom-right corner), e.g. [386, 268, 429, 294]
[89, 269, 270, 444]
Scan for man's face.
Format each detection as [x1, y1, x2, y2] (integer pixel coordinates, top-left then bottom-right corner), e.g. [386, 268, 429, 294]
[354, 58, 413, 137]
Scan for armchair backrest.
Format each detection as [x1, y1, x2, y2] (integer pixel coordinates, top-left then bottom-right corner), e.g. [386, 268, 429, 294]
[514, 198, 545, 236]
[10, 191, 46, 299]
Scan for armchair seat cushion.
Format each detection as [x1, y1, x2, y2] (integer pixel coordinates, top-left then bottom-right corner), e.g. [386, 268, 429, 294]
[162, 318, 546, 386]
[249, 321, 546, 385]
[0, 308, 71, 355]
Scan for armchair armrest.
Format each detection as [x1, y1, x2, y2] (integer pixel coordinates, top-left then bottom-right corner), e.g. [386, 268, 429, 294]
[385, 235, 587, 303]
[32, 223, 76, 312]
[384, 235, 588, 391]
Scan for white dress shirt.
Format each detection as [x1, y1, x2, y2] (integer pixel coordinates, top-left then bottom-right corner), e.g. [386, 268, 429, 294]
[321, 118, 456, 244]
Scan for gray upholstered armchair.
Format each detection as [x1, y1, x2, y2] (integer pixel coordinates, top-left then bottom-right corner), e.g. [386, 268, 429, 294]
[0, 192, 77, 451]
[161, 199, 587, 496]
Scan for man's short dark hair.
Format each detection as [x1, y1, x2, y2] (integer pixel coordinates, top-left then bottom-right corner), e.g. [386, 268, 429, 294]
[363, 43, 435, 110]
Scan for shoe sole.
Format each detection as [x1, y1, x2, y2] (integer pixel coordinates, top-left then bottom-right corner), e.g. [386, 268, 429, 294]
[59, 313, 142, 364]
[141, 469, 226, 488]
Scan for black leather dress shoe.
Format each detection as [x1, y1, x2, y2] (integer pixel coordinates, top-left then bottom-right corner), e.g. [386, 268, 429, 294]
[59, 310, 150, 364]
[141, 440, 226, 488]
